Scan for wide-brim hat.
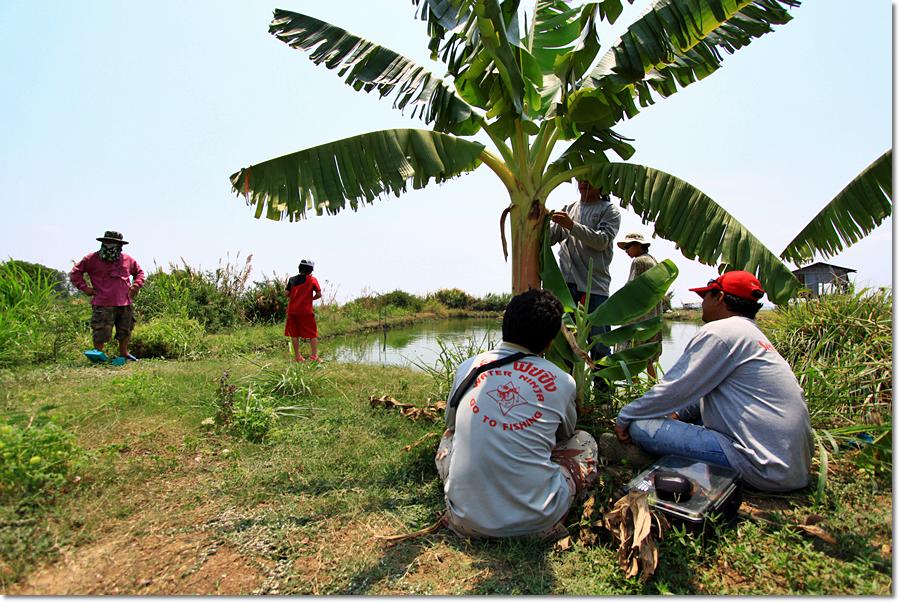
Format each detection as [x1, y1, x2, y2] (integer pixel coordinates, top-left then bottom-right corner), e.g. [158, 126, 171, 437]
[96, 230, 129, 245]
[617, 232, 650, 249]
[689, 270, 766, 301]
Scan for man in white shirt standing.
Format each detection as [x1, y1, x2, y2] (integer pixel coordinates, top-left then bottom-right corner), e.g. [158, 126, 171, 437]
[436, 289, 598, 540]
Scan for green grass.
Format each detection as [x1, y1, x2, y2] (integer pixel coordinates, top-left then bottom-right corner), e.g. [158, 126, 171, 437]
[0, 329, 891, 594]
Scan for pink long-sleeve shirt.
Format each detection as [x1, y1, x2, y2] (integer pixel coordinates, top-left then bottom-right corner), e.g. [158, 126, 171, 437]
[70, 252, 145, 306]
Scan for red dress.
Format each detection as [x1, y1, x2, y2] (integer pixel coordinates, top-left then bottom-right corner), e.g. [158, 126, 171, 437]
[284, 275, 320, 338]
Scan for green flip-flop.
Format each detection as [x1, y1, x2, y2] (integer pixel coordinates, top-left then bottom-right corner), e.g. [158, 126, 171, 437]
[84, 349, 110, 364]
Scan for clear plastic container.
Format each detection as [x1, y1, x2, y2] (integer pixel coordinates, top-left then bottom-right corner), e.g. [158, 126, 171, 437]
[625, 455, 741, 526]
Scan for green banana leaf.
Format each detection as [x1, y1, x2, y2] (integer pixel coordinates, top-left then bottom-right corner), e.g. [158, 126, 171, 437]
[586, 259, 679, 327]
[592, 162, 800, 305]
[593, 315, 664, 347]
[268, 9, 481, 136]
[230, 129, 484, 221]
[781, 150, 892, 264]
[593, 341, 661, 382]
[577, 0, 796, 130]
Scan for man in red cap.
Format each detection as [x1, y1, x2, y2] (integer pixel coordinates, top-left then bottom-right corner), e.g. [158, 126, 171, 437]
[610, 270, 813, 492]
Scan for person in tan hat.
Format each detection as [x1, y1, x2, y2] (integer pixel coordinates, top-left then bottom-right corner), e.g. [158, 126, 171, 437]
[70, 231, 145, 364]
[616, 232, 662, 378]
[608, 270, 813, 492]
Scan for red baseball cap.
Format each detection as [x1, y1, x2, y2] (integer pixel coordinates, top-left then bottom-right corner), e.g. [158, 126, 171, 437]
[689, 270, 766, 301]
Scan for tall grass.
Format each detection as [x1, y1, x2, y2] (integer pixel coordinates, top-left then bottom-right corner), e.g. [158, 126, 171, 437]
[138, 254, 252, 332]
[762, 289, 892, 426]
[0, 261, 88, 367]
[763, 289, 893, 494]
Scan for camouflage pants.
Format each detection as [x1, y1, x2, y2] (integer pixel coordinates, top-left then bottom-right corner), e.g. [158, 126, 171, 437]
[90, 305, 135, 347]
[435, 429, 598, 540]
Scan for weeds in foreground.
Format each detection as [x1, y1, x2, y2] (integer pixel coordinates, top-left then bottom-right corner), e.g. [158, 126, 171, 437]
[0, 420, 88, 506]
[207, 362, 331, 442]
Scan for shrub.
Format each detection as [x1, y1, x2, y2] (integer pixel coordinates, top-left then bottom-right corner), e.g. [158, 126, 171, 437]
[130, 315, 207, 359]
[0, 421, 87, 503]
[137, 255, 252, 332]
[471, 292, 511, 312]
[378, 290, 424, 311]
[242, 277, 288, 324]
[429, 288, 475, 310]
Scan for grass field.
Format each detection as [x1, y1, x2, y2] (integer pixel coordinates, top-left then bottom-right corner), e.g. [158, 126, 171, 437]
[0, 322, 891, 595]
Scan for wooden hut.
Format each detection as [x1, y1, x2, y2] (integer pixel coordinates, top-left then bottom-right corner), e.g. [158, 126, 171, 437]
[792, 262, 856, 298]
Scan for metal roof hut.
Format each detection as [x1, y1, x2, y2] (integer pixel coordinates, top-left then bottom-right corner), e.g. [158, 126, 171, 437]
[792, 262, 857, 298]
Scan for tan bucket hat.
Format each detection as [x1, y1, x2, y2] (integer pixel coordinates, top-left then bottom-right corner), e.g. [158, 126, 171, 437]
[617, 232, 650, 250]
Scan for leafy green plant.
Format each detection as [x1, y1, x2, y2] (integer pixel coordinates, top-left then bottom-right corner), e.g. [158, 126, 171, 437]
[130, 315, 207, 359]
[209, 364, 326, 442]
[138, 256, 252, 332]
[232, 393, 279, 443]
[0, 260, 80, 367]
[0, 421, 87, 504]
[539, 223, 677, 411]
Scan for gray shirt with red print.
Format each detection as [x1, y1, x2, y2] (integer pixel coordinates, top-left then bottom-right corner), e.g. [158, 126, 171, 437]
[617, 316, 813, 491]
[442, 343, 577, 537]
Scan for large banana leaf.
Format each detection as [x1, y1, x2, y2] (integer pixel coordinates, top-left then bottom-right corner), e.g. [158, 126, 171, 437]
[587, 259, 679, 326]
[572, 0, 798, 130]
[413, 0, 536, 117]
[230, 129, 484, 221]
[592, 162, 800, 304]
[593, 341, 662, 381]
[543, 128, 635, 181]
[269, 9, 481, 136]
[781, 150, 893, 265]
[594, 314, 664, 347]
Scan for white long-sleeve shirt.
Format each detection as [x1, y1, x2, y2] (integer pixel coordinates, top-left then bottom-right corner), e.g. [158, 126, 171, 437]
[617, 316, 813, 491]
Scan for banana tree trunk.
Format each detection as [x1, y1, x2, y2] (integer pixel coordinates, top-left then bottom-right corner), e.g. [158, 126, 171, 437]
[510, 197, 545, 294]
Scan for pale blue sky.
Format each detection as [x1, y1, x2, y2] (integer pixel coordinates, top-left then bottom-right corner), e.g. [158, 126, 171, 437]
[0, 1, 892, 305]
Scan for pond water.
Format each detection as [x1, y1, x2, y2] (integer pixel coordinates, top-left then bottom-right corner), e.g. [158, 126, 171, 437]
[329, 318, 701, 373]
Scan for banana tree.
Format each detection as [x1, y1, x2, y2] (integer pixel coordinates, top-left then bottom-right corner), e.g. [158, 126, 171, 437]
[231, 0, 816, 303]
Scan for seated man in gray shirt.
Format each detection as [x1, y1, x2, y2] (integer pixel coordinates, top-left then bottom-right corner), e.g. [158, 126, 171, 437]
[436, 289, 598, 540]
[614, 270, 813, 492]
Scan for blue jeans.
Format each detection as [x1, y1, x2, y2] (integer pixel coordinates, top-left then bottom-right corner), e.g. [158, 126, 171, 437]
[628, 418, 733, 468]
[566, 283, 610, 361]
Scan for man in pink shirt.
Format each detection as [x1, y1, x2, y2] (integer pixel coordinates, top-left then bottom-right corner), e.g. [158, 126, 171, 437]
[70, 231, 145, 363]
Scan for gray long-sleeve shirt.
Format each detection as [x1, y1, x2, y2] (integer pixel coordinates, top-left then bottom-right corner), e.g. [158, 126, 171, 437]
[617, 316, 813, 491]
[549, 198, 621, 296]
